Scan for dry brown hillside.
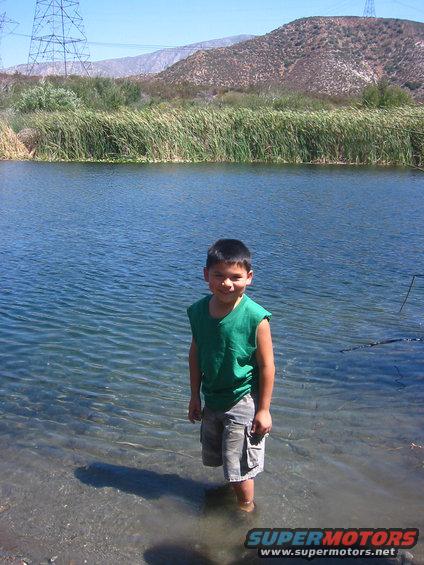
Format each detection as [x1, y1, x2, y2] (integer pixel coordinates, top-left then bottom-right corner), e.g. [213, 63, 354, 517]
[157, 16, 424, 98]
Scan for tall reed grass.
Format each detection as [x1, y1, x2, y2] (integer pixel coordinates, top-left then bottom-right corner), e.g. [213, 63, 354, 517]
[0, 121, 30, 160]
[12, 107, 424, 166]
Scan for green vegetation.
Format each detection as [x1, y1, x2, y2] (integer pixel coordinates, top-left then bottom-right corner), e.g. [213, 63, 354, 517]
[51, 76, 142, 110]
[14, 83, 82, 113]
[362, 79, 413, 109]
[273, 93, 334, 111]
[1, 73, 422, 166]
[2, 73, 418, 114]
[0, 74, 145, 112]
[9, 107, 424, 166]
[211, 89, 334, 111]
[404, 81, 422, 92]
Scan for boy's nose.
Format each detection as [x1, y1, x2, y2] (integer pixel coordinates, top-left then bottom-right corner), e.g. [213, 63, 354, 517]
[222, 278, 232, 288]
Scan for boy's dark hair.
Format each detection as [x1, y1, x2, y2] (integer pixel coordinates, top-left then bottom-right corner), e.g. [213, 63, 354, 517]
[206, 239, 252, 271]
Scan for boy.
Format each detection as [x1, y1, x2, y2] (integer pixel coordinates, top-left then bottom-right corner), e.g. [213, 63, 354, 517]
[187, 239, 275, 513]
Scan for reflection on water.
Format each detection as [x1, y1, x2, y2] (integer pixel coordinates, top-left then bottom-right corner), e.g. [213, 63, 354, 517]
[0, 162, 423, 563]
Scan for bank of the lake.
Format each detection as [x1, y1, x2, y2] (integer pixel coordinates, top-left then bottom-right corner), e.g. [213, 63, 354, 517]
[3, 107, 424, 166]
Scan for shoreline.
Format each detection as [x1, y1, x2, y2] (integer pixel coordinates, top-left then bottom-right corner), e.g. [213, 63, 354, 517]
[1, 157, 423, 168]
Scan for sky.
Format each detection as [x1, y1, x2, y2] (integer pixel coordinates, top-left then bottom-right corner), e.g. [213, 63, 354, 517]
[1, 0, 423, 68]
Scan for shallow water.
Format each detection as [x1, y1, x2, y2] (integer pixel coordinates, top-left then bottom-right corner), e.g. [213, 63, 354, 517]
[0, 161, 423, 564]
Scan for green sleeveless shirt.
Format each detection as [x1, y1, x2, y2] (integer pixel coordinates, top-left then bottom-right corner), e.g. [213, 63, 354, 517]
[187, 294, 272, 411]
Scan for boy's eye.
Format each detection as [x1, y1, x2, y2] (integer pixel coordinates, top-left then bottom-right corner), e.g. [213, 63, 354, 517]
[212, 273, 243, 281]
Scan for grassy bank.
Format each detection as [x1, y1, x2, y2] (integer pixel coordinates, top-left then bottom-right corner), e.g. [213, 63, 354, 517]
[7, 107, 424, 165]
[0, 121, 30, 159]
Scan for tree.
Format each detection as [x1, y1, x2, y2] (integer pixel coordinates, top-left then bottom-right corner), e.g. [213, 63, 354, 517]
[362, 79, 413, 109]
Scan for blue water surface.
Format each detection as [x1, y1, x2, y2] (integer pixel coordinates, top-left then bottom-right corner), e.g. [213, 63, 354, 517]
[0, 161, 423, 562]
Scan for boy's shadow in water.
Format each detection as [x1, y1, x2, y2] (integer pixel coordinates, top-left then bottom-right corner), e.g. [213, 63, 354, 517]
[75, 462, 206, 504]
[144, 543, 215, 565]
[74, 466, 406, 565]
[143, 543, 404, 565]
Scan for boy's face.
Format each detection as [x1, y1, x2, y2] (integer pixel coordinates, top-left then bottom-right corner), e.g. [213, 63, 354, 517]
[204, 261, 253, 305]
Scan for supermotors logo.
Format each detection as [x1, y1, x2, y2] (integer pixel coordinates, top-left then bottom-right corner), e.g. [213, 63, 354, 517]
[245, 528, 419, 559]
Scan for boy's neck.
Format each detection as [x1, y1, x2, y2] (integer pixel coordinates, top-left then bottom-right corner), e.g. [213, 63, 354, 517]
[209, 293, 244, 318]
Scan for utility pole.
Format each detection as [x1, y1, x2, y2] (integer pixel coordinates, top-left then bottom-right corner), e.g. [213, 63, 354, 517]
[363, 0, 376, 17]
[27, 0, 91, 77]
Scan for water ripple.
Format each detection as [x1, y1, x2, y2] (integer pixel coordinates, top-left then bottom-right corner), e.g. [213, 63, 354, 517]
[1, 162, 423, 540]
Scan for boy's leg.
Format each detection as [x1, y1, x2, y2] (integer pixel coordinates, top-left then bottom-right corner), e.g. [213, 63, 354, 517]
[222, 394, 266, 511]
[232, 478, 255, 512]
[201, 405, 224, 467]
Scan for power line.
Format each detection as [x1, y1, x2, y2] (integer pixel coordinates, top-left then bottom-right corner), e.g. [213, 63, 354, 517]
[0, 11, 4, 69]
[11, 31, 247, 52]
[391, 0, 424, 15]
[324, 0, 355, 16]
[5, 1, 423, 69]
[4, 29, 306, 53]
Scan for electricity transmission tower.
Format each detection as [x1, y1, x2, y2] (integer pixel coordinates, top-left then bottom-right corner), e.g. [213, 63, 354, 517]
[0, 11, 5, 70]
[27, 0, 91, 76]
[363, 0, 376, 17]
[0, 2, 18, 70]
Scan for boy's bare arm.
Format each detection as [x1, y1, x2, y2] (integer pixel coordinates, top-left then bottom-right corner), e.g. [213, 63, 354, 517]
[188, 338, 202, 423]
[252, 318, 275, 435]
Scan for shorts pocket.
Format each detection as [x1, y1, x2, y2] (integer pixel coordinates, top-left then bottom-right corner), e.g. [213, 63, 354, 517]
[245, 426, 265, 470]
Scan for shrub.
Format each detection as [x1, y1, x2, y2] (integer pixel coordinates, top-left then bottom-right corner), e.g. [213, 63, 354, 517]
[215, 91, 269, 109]
[362, 84, 380, 108]
[273, 93, 333, 111]
[362, 79, 413, 109]
[404, 81, 422, 91]
[14, 83, 82, 113]
[57, 76, 146, 110]
[211, 89, 335, 111]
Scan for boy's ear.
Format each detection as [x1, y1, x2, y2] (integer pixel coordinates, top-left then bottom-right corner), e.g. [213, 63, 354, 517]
[203, 267, 209, 282]
[246, 270, 253, 286]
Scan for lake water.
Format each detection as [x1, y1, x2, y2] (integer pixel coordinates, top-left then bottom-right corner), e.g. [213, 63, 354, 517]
[0, 162, 423, 564]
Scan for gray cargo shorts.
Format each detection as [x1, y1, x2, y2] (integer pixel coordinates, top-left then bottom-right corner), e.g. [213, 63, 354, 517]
[200, 393, 266, 482]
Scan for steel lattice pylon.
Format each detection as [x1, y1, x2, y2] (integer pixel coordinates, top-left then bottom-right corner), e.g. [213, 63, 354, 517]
[27, 0, 91, 76]
[0, 1, 18, 71]
[0, 11, 5, 70]
[363, 0, 376, 17]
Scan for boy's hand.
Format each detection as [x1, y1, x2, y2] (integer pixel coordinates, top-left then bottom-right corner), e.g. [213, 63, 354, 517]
[188, 396, 202, 423]
[251, 409, 272, 436]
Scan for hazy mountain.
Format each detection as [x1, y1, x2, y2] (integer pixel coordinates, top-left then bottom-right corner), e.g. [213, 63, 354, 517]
[157, 17, 424, 98]
[5, 35, 255, 78]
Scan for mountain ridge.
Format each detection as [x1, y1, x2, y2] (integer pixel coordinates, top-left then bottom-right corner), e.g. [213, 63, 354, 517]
[157, 16, 424, 98]
[5, 35, 255, 78]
